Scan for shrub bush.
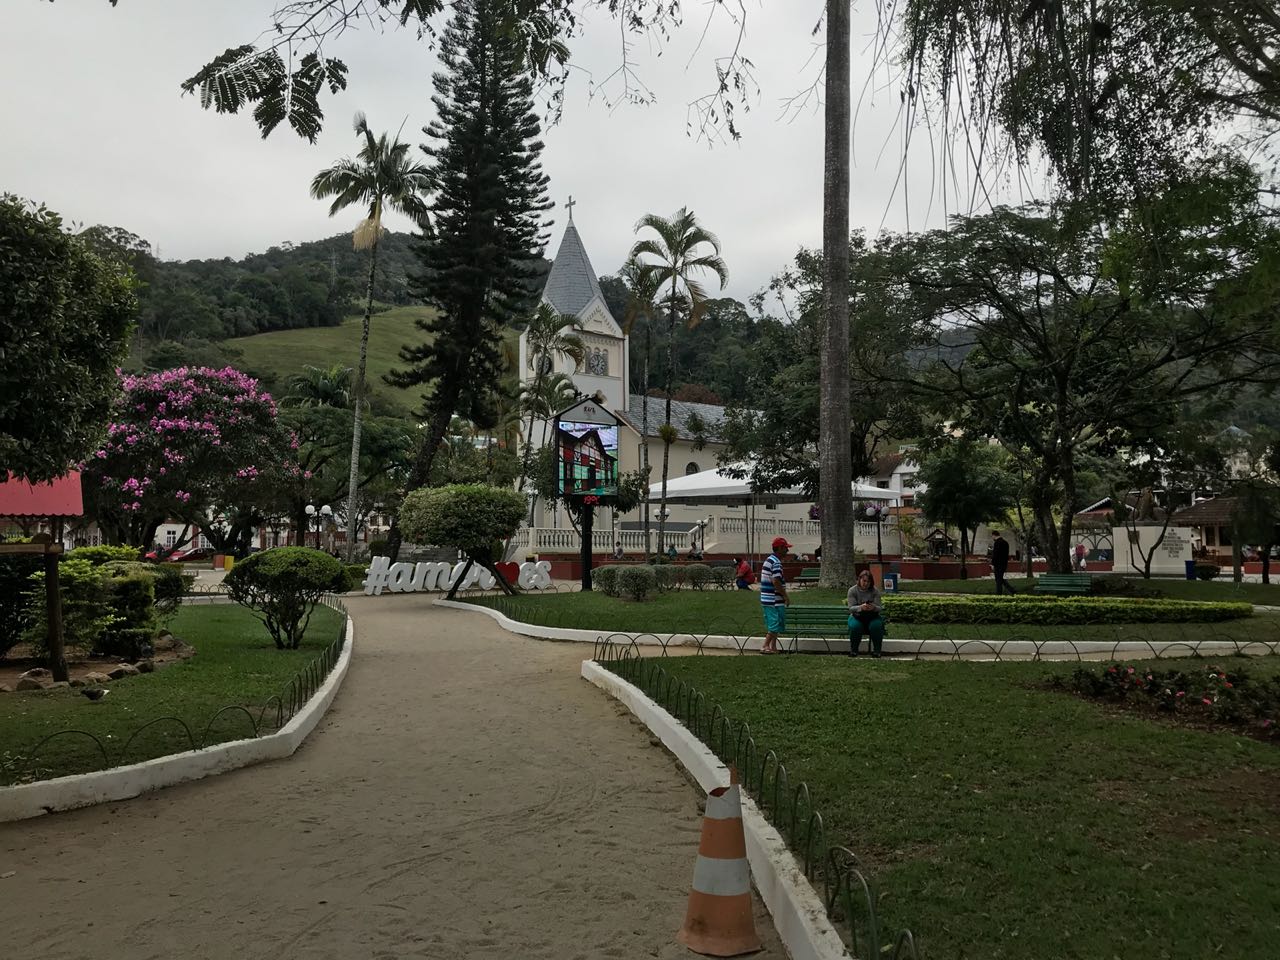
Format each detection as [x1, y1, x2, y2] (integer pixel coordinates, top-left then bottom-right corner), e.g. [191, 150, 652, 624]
[0, 553, 41, 657]
[618, 565, 659, 602]
[224, 547, 344, 649]
[1088, 575, 1161, 599]
[69, 544, 142, 566]
[686, 563, 713, 590]
[340, 563, 368, 593]
[151, 562, 190, 619]
[1195, 563, 1221, 581]
[653, 565, 678, 592]
[592, 564, 626, 598]
[881, 595, 1251, 625]
[367, 539, 389, 558]
[710, 566, 736, 590]
[1055, 661, 1280, 737]
[23, 559, 117, 656]
[98, 570, 158, 659]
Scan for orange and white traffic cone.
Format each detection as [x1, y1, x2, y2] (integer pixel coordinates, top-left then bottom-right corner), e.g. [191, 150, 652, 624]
[677, 774, 762, 957]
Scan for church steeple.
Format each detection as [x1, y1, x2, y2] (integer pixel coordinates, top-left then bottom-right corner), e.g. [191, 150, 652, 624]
[542, 219, 608, 319]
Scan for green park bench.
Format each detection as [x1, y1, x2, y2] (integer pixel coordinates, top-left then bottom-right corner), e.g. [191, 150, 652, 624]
[1034, 573, 1092, 596]
[795, 568, 822, 586]
[786, 605, 849, 638]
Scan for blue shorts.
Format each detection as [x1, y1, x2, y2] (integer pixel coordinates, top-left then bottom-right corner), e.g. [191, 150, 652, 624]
[762, 605, 786, 634]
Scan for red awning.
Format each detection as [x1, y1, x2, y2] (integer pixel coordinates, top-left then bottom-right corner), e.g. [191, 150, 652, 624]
[0, 472, 85, 520]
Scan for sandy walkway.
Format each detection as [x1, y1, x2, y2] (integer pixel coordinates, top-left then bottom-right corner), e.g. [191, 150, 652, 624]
[0, 596, 785, 959]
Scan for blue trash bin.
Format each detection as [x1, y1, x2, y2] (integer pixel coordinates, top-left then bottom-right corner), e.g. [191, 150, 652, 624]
[883, 572, 900, 593]
[1185, 559, 1197, 580]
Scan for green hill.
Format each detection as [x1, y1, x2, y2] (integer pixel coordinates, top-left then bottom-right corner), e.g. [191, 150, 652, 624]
[228, 306, 433, 412]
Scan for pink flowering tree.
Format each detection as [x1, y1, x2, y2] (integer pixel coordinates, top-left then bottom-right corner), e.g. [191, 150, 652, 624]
[83, 367, 296, 553]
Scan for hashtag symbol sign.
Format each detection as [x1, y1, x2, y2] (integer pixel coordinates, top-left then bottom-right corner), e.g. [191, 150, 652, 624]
[363, 555, 393, 595]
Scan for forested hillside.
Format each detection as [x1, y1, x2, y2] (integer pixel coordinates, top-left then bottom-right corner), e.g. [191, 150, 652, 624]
[80, 224, 422, 342]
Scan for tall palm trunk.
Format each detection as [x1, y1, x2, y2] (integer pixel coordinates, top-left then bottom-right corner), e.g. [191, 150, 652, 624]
[641, 321, 652, 556]
[656, 279, 678, 554]
[344, 240, 379, 561]
[520, 358, 547, 528]
[819, 0, 855, 587]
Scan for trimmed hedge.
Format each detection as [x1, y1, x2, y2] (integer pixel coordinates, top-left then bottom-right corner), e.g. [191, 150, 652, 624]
[686, 563, 713, 590]
[68, 544, 141, 566]
[593, 564, 627, 598]
[225, 547, 344, 650]
[618, 566, 659, 602]
[882, 595, 1252, 625]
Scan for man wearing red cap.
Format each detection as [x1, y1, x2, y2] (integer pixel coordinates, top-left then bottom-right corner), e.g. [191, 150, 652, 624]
[759, 536, 792, 654]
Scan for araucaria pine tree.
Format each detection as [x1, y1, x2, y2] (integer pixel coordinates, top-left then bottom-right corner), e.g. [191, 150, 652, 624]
[389, 0, 551, 489]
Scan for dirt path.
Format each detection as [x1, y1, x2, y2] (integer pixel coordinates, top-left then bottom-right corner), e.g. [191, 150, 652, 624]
[0, 596, 785, 959]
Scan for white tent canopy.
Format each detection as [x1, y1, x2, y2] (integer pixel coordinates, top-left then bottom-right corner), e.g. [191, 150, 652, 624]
[650, 463, 899, 506]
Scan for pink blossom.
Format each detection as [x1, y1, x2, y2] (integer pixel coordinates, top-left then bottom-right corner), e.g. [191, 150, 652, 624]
[1176, 691, 1186, 698]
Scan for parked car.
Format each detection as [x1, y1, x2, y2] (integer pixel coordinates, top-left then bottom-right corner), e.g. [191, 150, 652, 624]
[145, 547, 210, 563]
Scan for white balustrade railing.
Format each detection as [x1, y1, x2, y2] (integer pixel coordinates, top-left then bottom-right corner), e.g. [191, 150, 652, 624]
[509, 518, 902, 555]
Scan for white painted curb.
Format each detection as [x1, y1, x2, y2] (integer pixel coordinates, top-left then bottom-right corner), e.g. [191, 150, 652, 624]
[581, 659, 850, 960]
[437, 598, 1246, 659]
[0, 612, 354, 823]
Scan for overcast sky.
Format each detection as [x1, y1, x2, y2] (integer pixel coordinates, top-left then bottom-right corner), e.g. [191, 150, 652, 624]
[1, 1, 1035, 303]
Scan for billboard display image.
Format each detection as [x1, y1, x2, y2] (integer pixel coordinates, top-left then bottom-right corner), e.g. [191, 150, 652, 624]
[556, 421, 619, 499]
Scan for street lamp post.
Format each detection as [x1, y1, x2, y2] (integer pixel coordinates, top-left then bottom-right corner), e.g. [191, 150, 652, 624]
[865, 503, 885, 565]
[305, 504, 333, 551]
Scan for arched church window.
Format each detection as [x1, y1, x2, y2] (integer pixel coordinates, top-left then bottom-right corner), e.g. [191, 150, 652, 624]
[685, 462, 700, 476]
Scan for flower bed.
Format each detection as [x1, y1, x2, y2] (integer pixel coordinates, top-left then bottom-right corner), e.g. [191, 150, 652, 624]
[1053, 661, 1280, 739]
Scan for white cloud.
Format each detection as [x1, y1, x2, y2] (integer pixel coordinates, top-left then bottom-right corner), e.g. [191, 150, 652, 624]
[0, 0, 1034, 302]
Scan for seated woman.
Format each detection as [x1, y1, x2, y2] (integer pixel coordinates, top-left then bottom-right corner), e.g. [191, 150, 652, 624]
[734, 556, 754, 590]
[847, 569, 886, 657]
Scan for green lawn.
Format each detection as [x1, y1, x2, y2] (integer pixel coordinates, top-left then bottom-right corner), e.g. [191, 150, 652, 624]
[0, 603, 344, 785]
[901, 575, 1280, 604]
[228, 306, 433, 410]
[467, 590, 1280, 645]
[643, 654, 1280, 959]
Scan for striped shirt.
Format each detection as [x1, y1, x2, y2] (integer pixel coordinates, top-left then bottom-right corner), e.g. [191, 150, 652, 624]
[760, 553, 785, 605]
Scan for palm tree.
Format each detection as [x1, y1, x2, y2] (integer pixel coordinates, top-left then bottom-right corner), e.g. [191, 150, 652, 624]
[519, 373, 579, 445]
[517, 303, 586, 521]
[283, 364, 354, 409]
[820, 2, 856, 587]
[620, 257, 663, 556]
[311, 112, 430, 560]
[629, 208, 728, 554]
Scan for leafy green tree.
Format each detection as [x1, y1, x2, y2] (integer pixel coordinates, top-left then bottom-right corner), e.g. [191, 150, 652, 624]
[888, 0, 1278, 199]
[916, 441, 1016, 579]
[0, 195, 136, 481]
[398, 484, 527, 597]
[312, 113, 430, 561]
[225, 547, 345, 649]
[629, 208, 728, 554]
[884, 159, 1280, 571]
[719, 240, 923, 499]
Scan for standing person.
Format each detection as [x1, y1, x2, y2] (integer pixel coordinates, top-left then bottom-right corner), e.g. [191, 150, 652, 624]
[847, 569, 886, 657]
[760, 536, 792, 654]
[991, 530, 1015, 595]
[1075, 541, 1087, 570]
[734, 556, 754, 590]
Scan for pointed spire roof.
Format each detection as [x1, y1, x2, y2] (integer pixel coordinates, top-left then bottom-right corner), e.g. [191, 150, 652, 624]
[543, 221, 606, 318]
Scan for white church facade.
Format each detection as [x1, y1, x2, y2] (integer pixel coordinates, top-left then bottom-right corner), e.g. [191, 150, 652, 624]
[513, 214, 902, 559]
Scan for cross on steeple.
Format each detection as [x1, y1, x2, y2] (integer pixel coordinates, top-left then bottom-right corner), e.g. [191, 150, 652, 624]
[566, 195, 576, 222]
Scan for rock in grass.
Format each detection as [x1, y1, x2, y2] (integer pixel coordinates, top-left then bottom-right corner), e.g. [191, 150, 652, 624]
[0, 684, 12, 694]
[16, 677, 49, 691]
[69, 678, 86, 688]
[83, 671, 111, 684]
[18, 667, 51, 682]
[107, 663, 140, 680]
[136, 660, 156, 674]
